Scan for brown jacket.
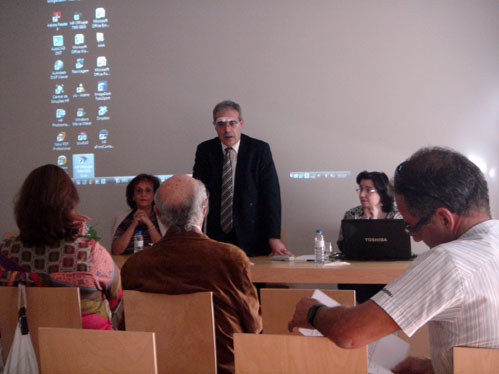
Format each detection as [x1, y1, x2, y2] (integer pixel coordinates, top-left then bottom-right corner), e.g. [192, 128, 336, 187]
[121, 230, 262, 374]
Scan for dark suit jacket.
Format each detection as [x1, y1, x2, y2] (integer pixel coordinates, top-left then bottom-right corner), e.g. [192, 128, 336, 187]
[193, 134, 282, 256]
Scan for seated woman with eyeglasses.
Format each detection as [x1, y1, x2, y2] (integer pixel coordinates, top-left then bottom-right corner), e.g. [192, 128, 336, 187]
[111, 174, 167, 255]
[337, 170, 402, 303]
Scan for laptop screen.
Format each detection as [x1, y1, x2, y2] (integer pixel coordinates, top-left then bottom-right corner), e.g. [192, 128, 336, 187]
[341, 219, 411, 261]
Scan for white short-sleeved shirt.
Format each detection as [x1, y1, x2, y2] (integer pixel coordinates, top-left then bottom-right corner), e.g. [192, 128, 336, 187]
[372, 220, 499, 374]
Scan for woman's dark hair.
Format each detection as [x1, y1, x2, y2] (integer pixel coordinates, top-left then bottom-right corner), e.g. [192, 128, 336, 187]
[356, 171, 394, 213]
[15, 164, 80, 247]
[126, 174, 161, 209]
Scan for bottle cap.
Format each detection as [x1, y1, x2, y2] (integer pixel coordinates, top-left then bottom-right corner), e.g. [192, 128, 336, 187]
[315, 229, 323, 233]
[136, 230, 142, 234]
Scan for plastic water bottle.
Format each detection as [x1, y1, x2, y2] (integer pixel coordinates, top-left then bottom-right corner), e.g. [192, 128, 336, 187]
[134, 230, 144, 253]
[314, 229, 325, 264]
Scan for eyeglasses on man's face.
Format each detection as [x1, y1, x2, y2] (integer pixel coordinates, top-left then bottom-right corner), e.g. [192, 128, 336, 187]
[214, 119, 240, 127]
[356, 187, 377, 194]
[404, 213, 433, 236]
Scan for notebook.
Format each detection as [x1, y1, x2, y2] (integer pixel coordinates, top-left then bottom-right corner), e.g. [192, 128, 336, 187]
[341, 219, 411, 261]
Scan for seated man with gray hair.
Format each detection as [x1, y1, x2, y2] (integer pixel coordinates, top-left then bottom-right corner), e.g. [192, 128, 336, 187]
[121, 174, 262, 374]
[289, 147, 499, 374]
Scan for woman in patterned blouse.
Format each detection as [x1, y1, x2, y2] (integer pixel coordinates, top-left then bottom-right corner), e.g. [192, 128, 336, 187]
[0, 164, 122, 330]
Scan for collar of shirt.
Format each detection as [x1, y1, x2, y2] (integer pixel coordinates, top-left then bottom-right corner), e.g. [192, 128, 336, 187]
[221, 140, 240, 154]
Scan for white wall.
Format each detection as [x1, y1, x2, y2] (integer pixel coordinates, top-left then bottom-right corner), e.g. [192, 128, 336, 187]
[0, 0, 497, 254]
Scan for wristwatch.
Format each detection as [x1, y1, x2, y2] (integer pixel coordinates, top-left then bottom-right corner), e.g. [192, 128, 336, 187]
[306, 303, 326, 328]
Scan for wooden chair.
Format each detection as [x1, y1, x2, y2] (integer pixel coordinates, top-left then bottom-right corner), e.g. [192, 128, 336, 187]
[123, 290, 217, 374]
[234, 333, 367, 374]
[0, 287, 81, 363]
[453, 346, 499, 374]
[260, 288, 355, 334]
[38, 327, 158, 374]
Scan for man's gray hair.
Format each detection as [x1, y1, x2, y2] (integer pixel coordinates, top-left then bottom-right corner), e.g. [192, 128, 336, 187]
[154, 179, 208, 232]
[394, 146, 490, 218]
[212, 100, 242, 122]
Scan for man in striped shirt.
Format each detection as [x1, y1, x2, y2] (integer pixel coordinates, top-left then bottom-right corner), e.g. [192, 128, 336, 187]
[289, 147, 499, 374]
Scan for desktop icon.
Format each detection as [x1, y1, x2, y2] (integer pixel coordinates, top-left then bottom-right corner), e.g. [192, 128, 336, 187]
[97, 81, 107, 92]
[98, 106, 108, 116]
[55, 84, 64, 94]
[73, 12, 82, 21]
[76, 83, 85, 93]
[77, 132, 88, 141]
[75, 58, 84, 69]
[57, 155, 67, 166]
[52, 11, 61, 23]
[74, 34, 85, 45]
[54, 60, 64, 71]
[56, 131, 66, 142]
[95, 8, 106, 19]
[56, 108, 66, 119]
[96, 56, 107, 67]
[99, 129, 109, 141]
[96, 32, 104, 42]
[76, 108, 86, 117]
[53, 35, 64, 47]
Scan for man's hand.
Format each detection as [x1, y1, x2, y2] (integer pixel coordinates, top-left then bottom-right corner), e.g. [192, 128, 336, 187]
[287, 297, 321, 332]
[391, 357, 434, 374]
[268, 238, 294, 256]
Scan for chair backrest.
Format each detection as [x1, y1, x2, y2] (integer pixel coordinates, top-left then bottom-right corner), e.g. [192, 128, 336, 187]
[260, 288, 355, 334]
[0, 286, 81, 363]
[38, 327, 158, 374]
[234, 333, 367, 374]
[453, 346, 499, 374]
[123, 290, 217, 374]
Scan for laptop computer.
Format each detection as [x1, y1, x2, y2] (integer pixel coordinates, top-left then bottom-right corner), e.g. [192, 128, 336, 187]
[341, 219, 411, 261]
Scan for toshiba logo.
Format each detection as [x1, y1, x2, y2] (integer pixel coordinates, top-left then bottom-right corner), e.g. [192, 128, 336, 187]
[364, 237, 388, 242]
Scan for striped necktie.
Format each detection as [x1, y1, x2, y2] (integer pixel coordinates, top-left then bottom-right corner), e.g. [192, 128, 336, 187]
[220, 147, 234, 233]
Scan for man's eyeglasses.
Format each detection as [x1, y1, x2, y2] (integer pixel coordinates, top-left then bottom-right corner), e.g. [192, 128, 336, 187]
[356, 187, 377, 194]
[214, 119, 240, 127]
[404, 213, 433, 236]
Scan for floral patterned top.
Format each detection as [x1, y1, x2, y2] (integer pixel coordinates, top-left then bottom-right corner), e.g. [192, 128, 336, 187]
[0, 236, 122, 330]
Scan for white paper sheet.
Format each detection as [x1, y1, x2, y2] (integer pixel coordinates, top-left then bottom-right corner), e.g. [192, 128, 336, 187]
[295, 254, 316, 261]
[298, 289, 340, 336]
[368, 334, 409, 371]
[298, 289, 410, 372]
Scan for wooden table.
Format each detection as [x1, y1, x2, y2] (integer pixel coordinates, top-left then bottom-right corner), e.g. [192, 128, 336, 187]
[249, 257, 412, 284]
[113, 255, 412, 285]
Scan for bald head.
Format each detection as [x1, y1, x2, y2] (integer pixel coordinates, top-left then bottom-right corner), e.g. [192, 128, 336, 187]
[154, 175, 208, 232]
[157, 174, 196, 207]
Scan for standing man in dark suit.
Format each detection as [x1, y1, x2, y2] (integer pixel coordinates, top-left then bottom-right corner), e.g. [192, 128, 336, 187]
[193, 100, 293, 257]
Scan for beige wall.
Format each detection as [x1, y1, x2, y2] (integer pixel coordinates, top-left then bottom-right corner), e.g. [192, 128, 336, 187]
[0, 0, 497, 254]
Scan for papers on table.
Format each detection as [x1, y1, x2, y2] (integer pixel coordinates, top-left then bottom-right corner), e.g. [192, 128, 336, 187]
[295, 254, 316, 261]
[295, 255, 351, 267]
[270, 255, 295, 261]
[298, 289, 410, 373]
